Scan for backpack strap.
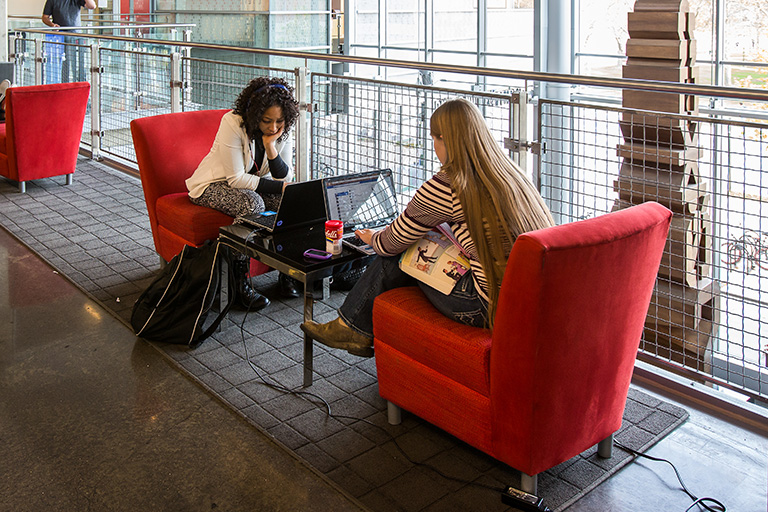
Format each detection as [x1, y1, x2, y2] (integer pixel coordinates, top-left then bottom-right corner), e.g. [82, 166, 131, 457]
[189, 243, 238, 348]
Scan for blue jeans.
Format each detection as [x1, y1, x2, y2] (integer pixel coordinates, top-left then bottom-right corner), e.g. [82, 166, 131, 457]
[338, 255, 488, 338]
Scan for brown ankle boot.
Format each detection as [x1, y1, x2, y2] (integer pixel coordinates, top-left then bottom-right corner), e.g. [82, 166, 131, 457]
[300, 318, 374, 357]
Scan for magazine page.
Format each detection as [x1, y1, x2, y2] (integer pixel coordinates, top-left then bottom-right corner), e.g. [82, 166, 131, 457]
[399, 226, 471, 295]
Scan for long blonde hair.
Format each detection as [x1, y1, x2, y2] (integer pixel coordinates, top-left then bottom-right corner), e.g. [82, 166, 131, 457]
[430, 98, 554, 327]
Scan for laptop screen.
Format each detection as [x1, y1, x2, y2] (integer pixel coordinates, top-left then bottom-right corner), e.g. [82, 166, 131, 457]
[323, 169, 399, 232]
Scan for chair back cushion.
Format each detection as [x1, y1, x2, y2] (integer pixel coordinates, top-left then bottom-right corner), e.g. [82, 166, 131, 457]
[490, 202, 672, 475]
[2, 82, 90, 182]
[130, 109, 228, 216]
[129, 109, 229, 256]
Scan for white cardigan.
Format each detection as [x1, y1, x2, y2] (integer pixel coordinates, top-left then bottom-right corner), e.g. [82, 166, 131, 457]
[186, 111, 294, 199]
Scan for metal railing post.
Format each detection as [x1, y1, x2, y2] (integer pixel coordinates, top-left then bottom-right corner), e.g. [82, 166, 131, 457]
[90, 42, 102, 160]
[296, 66, 311, 182]
[34, 38, 43, 85]
[170, 52, 182, 113]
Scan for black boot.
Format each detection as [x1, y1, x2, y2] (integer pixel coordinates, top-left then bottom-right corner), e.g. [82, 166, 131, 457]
[233, 259, 270, 311]
[278, 272, 302, 298]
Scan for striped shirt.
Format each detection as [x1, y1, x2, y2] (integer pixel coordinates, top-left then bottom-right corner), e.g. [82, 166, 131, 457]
[370, 170, 510, 302]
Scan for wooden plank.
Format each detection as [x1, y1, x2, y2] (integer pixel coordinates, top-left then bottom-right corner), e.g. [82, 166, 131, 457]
[623, 89, 698, 116]
[647, 278, 718, 329]
[628, 11, 687, 39]
[633, 0, 689, 12]
[622, 62, 696, 82]
[620, 111, 697, 147]
[614, 163, 704, 213]
[617, 142, 702, 166]
[626, 39, 696, 65]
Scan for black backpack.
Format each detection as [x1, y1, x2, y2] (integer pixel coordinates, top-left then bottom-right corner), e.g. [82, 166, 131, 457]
[131, 240, 234, 348]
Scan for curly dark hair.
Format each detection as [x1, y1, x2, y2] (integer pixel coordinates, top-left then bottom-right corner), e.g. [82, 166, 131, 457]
[232, 76, 299, 143]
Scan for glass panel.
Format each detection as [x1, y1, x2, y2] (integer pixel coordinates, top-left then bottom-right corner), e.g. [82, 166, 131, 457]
[486, 5, 534, 56]
[577, 0, 633, 59]
[353, 0, 380, 47]
[434, 2, 477, 53]
[386, 1, 425, 49]
[724, 0, 768, 62]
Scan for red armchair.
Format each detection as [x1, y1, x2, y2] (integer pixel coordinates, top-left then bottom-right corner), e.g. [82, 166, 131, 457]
[372, 202, 672, 494]
[0, 82, 90, 193]
[129, 109, 270, 275]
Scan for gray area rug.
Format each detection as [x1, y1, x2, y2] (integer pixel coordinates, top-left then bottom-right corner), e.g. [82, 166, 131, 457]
[0, 158, 689, 512]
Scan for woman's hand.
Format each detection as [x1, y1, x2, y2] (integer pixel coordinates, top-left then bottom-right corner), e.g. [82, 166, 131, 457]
[355, 229, 375, 246]
[262, 126, 284, 159]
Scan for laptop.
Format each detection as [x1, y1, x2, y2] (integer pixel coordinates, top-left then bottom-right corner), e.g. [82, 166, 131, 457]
[322, 169, 400, 254]
[238, 179, 327, 233]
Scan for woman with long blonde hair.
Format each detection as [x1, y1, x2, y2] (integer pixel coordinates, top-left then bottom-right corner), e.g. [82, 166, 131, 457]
[302, 98, 554, 357]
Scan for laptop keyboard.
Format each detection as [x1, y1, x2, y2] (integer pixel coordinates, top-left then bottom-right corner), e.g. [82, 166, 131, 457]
[343, 235, 376, 255]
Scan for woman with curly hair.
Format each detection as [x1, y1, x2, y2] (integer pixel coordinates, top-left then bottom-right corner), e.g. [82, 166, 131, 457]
[186, 76, 302, 308]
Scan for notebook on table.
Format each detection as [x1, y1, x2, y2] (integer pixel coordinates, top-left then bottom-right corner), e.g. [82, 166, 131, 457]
[322, 169, 400, 255]
[238, 179, 327, 233]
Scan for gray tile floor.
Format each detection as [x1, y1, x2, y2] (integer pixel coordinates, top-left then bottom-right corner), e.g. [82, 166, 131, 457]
[1, 158, 766, 512]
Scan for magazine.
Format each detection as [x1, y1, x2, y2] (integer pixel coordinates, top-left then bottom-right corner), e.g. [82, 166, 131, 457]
[399, 223, 471, 295]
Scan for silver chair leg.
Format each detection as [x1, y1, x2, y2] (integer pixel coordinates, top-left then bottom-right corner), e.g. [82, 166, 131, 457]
[387, 401, 401, 425]
[520, 472, 538, 495]
[18, 181, 25, 193]
[66, 174, 73, 186]
[598, 433, 614, 458]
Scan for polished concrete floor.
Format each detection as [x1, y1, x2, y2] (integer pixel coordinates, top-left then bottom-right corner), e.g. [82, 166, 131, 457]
[0, 219, 766, 511]
[0, 227, 365, 511]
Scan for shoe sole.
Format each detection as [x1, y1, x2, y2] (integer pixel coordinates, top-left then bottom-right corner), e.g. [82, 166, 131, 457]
[347, 345, 374, 358]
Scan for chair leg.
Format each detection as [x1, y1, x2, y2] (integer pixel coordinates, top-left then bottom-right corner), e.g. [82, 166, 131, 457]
[387, 401, 401, 425]
[18, 181, 25, 193]
[520, 472, 538, 495]
[598, 433, 614, 459]
[66, 174, 73, 186]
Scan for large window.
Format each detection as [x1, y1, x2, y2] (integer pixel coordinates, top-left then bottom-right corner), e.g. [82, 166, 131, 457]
[347, 0, 534, 87]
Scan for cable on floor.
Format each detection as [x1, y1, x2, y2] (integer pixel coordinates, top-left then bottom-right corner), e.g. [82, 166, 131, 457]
[614, 440, 726, 512]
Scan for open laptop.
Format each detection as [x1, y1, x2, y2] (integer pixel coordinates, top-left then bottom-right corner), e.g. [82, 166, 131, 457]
[238, 179, 326, 233]
[322, 169, 400, 254]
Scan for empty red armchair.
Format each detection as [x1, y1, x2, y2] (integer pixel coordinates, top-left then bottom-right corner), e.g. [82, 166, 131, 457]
[0, 82, 90, 193]
[373, 202, 672, 494]
[130, 110, 271, 276]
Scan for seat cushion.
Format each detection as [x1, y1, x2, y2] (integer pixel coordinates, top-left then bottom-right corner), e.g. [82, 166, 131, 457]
[156, 192, 234, 245]
[373, 287, 492, 396]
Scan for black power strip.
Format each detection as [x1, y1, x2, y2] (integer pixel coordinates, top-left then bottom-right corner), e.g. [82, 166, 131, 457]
[501, 486, 552, 511]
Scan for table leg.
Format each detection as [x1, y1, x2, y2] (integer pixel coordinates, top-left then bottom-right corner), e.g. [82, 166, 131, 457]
[302, 279, 314, 387]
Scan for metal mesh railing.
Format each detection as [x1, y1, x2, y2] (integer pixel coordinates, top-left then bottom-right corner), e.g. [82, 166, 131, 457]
[310, 73, 521, 208]
[7, 28, 768, 404]
[539, 99, 768, 398]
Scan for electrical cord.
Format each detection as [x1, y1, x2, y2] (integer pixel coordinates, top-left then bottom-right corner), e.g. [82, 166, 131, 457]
[223, 246, 723, 511]
[235, 307, 504, 495]
[614, 440, 726, 512]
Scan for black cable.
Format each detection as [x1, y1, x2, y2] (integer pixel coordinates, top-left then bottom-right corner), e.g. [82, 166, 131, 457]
[226, 257, 723, 510]
[614, 440, 726, 512]
[235, 308, 503, 494]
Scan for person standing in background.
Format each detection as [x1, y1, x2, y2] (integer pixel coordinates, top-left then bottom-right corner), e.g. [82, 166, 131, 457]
[41, 0, 97, 83]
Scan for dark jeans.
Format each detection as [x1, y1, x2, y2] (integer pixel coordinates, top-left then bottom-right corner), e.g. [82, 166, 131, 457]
[63, 36, 87, 83]
[338, 255, 488, 338]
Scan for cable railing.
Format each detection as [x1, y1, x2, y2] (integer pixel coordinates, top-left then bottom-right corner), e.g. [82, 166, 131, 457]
[7, 27, 768, 407]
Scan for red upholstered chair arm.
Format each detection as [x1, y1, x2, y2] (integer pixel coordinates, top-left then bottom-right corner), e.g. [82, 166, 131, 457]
[374, 286, 492, 396]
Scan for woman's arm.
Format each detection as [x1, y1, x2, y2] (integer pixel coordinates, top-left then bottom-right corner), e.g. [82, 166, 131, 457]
[370, 172, 456, 256]
[263, 134, 294, 182]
